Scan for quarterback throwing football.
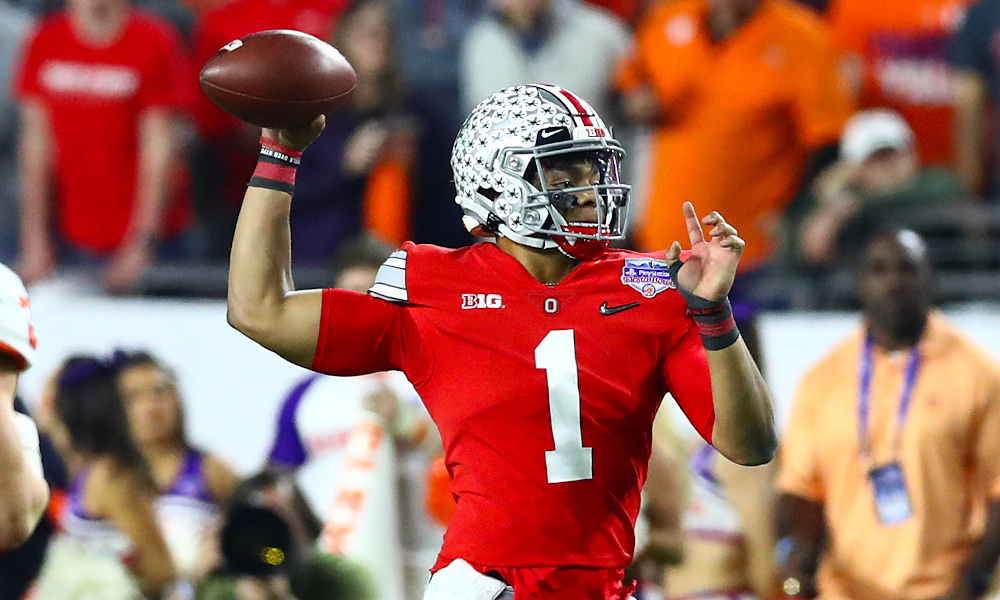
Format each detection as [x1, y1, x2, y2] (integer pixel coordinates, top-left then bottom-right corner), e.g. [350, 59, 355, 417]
[228, 84, 776, 600]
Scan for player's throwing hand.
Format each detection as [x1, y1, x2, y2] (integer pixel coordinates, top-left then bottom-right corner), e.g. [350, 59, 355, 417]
[263, 115, 327, 153]
[665, 202, 745, 303]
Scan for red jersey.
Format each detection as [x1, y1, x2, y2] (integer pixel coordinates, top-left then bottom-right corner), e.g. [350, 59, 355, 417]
[311, 242, 716, 597]
[14, 11, 192, 253]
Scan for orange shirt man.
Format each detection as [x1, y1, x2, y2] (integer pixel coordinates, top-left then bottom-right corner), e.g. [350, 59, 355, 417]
[776, 230, 1000, 600]
[617, 0, 852, 271]
[826, 0, 975, 166]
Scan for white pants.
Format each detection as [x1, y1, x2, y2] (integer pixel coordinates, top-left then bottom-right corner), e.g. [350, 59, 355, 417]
[423, 559, 513, 600]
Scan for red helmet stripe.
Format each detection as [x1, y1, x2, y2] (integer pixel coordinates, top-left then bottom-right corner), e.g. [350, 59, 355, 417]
[558, 89, 594, 126]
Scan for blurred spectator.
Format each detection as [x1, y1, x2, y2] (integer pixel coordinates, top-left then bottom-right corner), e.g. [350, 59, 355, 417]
[794, 110, 964, 267]
[0, 264, 63, 599]
[14, 0, 194, 294]
[390, 0, 479, 248]
[659, 441, 777, 600]
[190, 0, 347, 260]
[392, 0, 481, 132]
[290, 0, 421, 263]
[776, 230, 1000, 600]
[134, 0, 196, 40]
[0, 398, 67, 600]
[0, 263, 48, 551]
[793, 0, 827, 10]
[616, 0, 852, 277]
[116, 350, 240, 585]
[950, 0, 1000, 197]
[196, 470, 377, 600]
[196, 505, 297, 600]
[583, 0, 645, 26]
[826, 0, 974, 167]
[0, 1, 34, 265]
[460, 0, 631, 121]
[33, 356, 177, 600]
[626, 445, 685, 596]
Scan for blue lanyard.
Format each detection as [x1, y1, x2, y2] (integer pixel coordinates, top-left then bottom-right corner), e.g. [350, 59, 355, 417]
[858, 333, 922, 459]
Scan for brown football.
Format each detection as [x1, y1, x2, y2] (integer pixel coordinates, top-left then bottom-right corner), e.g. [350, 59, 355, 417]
[199, 30, 357, 129]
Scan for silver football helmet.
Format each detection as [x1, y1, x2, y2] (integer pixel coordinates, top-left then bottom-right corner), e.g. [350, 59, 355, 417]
[451, 84, 631, 260]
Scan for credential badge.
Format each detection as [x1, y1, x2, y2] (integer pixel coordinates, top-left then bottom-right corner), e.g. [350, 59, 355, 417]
[621, 258, 674, 298]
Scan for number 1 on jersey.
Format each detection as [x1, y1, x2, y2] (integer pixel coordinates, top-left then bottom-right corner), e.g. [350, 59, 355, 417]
[535, 330, 593, 483]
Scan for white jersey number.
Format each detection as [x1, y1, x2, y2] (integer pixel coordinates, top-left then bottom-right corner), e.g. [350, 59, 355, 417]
[535, 330, 593, 483]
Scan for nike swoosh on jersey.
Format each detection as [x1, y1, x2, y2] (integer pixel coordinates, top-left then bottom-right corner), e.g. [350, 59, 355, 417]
[599, 301, 640, 316]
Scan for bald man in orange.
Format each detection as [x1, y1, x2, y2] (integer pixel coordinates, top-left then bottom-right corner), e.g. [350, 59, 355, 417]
[617, 0, 853, 275]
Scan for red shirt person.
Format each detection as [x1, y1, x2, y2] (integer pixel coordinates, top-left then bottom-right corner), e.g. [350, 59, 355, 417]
[227, 84, 777, 599]
[15, 0, 192, 292]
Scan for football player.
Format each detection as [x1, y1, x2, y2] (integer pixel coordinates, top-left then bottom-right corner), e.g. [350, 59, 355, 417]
[0, 263, 48, 550]
[227, 84, 777, 599]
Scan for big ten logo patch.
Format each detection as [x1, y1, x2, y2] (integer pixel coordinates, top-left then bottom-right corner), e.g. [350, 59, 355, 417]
[462, 293, 504, 309]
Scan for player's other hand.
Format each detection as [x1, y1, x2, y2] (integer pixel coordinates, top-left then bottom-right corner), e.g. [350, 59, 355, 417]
[263, 115, 326, 152]
[665, 202, 744, 302]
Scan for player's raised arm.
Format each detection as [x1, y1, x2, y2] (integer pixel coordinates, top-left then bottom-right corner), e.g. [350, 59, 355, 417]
[227, 120, 328, 367]
[666, 202, 777, 466]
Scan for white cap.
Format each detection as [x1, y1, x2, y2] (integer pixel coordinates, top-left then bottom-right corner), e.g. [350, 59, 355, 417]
[0, 263, 36, 371]
[840, 109, 915, 166]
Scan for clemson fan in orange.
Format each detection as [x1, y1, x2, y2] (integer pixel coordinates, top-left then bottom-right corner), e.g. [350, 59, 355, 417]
[617, 0, 854, 273]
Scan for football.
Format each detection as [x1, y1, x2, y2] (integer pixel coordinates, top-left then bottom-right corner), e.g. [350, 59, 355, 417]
[199, 30, 357, 129]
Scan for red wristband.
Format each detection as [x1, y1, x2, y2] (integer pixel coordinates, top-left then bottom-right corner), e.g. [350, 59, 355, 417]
[249, 137, 303, 194]
[689, 298, 740, 351]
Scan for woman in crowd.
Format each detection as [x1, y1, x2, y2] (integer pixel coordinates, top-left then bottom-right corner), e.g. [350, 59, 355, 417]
[116, 350, 240, 585]
[34, 355, 177, 600]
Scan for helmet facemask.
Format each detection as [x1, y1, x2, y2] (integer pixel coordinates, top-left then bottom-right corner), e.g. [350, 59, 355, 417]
[498, 143, 631, 260]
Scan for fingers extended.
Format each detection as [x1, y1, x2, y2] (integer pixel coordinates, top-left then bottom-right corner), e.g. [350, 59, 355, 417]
[683, 202, 705, 245]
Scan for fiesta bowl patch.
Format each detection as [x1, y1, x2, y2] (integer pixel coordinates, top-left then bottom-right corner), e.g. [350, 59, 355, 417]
[621, 258, 675, 298]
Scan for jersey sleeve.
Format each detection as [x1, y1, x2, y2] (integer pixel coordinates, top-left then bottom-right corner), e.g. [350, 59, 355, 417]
[776, 370, 825, 500]
[312, 247, 426, 380]
[369, 248, 409, 302]
[267, 375, 318, 468]
[661, 323, 716, 444]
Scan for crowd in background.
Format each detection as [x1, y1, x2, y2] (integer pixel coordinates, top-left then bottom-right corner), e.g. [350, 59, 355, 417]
[0, 0, 997, 304]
